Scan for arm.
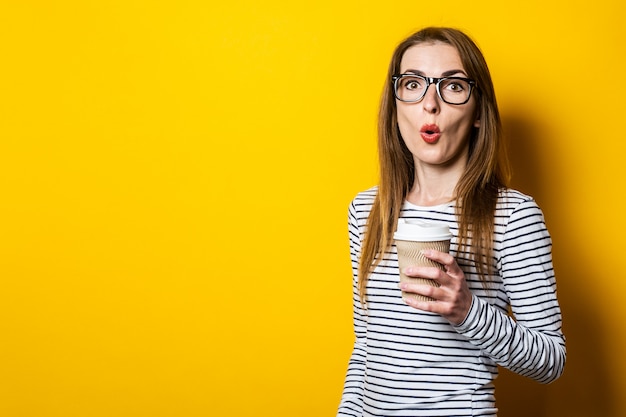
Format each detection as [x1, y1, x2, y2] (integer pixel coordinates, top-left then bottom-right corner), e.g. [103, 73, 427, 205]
[337, 201, 367, 416]
[454, 200, 566, 383]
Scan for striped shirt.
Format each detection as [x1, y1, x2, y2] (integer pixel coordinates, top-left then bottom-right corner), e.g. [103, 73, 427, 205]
[337, 187, 566, 417]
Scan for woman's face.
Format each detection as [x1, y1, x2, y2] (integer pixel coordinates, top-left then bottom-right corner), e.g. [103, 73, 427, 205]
[396, 42, 479, 171]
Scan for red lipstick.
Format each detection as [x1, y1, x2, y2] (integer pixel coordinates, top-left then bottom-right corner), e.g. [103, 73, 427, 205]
[420, 124, 441, 144]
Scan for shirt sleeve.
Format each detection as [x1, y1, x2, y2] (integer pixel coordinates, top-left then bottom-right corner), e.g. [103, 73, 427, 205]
[454, 199, 566, 383]
[337, 201, 367, 416]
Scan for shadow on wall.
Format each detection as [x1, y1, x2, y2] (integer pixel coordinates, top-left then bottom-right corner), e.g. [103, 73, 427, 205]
[495, 115, 616, 417]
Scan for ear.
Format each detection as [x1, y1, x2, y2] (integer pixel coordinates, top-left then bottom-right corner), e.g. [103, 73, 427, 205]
[473, 110, 481, 128]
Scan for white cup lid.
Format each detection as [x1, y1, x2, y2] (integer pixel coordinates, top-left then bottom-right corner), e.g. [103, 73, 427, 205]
[393, 219, 452, 241]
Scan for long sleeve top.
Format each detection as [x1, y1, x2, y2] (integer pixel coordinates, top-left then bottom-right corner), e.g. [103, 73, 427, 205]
[337, 187, 566, 417]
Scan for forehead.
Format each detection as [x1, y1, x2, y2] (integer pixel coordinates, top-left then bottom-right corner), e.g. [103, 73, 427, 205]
[399, 42, 465, 74]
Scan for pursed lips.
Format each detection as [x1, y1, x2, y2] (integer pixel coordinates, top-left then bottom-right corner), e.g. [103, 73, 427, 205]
[420, 124, 441, 143]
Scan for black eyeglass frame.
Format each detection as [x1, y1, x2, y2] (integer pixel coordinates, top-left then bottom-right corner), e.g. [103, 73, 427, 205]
[392, 74, 477, 105]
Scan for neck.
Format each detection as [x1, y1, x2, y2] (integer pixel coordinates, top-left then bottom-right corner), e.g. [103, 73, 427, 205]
[406, 163, 464, 207]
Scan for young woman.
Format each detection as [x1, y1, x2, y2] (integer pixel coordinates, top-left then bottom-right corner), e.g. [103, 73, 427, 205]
[337, 27, 565, 416]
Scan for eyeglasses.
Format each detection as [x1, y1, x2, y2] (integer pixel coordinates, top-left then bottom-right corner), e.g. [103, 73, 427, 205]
[392, 74, 476, 105]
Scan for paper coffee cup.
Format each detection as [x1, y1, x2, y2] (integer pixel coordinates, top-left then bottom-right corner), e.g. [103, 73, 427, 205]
[394, 219, 452, 302]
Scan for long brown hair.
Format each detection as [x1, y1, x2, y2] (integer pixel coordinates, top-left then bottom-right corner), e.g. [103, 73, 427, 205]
[358, 27, 511, 303]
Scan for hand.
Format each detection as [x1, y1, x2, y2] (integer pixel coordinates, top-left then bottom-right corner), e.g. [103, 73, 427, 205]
[399, 249, 473, 325]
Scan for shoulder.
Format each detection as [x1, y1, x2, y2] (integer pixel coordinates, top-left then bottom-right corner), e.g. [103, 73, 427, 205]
[350, 186, 378, 211]
[348, 186, 377, 226]
[497, 188, 534, 206]
[495, 188, 548, 232]
[496, 188, 542, 215]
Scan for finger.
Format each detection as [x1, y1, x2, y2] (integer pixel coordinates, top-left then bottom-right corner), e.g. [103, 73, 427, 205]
[420, 249, 454, 266]
[399, 281, 437, 294]
[403, 292, 446, 312]
[399, 281, 451, 304]
[403, 294, 469, 325]
[402, 271, 455, 294]
[421, 250, 463, 275]
[403, 265, 441, 279]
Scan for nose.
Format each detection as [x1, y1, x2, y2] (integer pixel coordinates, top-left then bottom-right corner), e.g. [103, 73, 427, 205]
[422, 83, 440, 114]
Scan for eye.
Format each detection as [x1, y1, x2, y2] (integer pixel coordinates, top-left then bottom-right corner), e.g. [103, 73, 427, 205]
[442, 78, 469, 93]
[402, 77, 425, 91]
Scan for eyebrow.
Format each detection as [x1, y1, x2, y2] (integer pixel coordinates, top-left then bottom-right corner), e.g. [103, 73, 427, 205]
[404, 69, 468, 77]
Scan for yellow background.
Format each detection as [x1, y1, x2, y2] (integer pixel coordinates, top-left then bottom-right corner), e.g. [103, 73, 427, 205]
[1, 1, 624, 416]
